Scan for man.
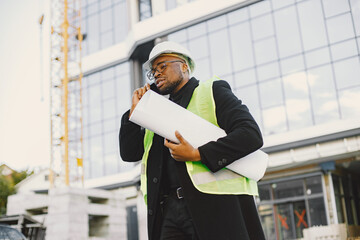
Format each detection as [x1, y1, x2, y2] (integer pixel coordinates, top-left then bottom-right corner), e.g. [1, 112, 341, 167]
[119, 41, 265, 240]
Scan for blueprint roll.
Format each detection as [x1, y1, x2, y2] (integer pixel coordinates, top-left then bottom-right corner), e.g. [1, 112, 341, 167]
[129, 90, 268, 181]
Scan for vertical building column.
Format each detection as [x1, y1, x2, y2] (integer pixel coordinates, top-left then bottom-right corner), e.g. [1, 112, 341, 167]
[108, 192, 127, 239]
[46, 188, 88, 240]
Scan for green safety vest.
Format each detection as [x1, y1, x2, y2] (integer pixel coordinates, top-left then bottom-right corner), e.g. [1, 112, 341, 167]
[140, 78, 258, 204]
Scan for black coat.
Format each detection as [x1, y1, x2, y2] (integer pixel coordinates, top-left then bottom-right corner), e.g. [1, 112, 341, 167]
[120, 78, 265, 240]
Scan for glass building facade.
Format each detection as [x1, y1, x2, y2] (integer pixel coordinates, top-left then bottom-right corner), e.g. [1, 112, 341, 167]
[167, 0, 360, 136]
[77, 0, 360, 238]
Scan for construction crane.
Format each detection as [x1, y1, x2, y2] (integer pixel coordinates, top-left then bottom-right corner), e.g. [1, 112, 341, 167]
[49, 0, 84, 187]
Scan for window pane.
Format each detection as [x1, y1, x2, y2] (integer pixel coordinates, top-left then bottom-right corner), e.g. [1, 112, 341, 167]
[207, 15, 227, 32]
[188, 36, 208, 59]
[88, 14, 100, 53]
[323, 0, 350, 17]
[100, 31, 113, 49]
[249, 0, 271, 18]
[166, 0, 177, 10]
[90, 122, 102, 136]
[105, 153, 118, 175]
[339, 86, 360, 119]
[350, 0, 360, 36]
[273, 179, 304, 199]
[229, 22, 255, 71]
[327, 13, 355, 44]
[272, 0, 295, 10]
[103, 99, 116, 119]
[258, 62, 280, 82]
[139, 0, 152, 21]
[259, 185, 271, 200]
[234, 69, 256, 87]
[104, 118, 117, 133]
[275, 204, 295, 239]
[298, 0, 328, 51]
[99, 0, 112, 10]
[330, 39, 358, 61]
[227, 7, 249, 25]
[293, 201, 307, 238]
[283, 72, 313, 129]
[280, 55, 304, 76]
[102, 80, 115, 100]
[100, 8, 112, 32]
[104, 132, 117, 154]
[114, 2, 129, 43]
[208, 29, 232, 76]
[89, 86, 102, 123]
[263, 106, 287, 135]
[274, 6, 302, 58]
[308, 198, 327, 226]
[259, 79, 284, 108]
[193, 58, 211, 80]
[258, 204, 276, 240]
[235, 85, 262, 127]
[251, 14, 274, 41]
[305, 176, 322, 195]
[254, 37, 278, 64]
[333, 57, 360, 90]
[305, 47, 331, 68]
[308, 65, 340, 124]
[90, 136, 104, 178]
[168, 29, 187, 42]
[187, 22, 206, 39]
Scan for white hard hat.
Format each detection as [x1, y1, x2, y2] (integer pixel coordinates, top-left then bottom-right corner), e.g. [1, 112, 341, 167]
[143, 41, 195, 74]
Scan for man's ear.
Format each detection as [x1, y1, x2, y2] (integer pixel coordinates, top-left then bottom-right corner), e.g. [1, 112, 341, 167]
[181, 63, 188, 73]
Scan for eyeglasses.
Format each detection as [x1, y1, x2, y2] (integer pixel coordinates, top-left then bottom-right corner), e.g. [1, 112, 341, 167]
[146, 60, 184, 80]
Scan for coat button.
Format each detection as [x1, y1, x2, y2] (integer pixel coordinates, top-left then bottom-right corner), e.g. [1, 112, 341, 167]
[222, 158, 227, 164]
[148, 209, 153, 215]
[218, 160, 223, 166]
[153, 177, 158, 183]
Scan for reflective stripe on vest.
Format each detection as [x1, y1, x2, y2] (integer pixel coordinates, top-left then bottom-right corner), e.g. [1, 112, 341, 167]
[140, 77, 258, 204]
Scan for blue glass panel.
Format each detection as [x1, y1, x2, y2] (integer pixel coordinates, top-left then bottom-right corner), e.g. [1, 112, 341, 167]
[208, 29, 232, 76]
[330, 39, 358, 61]
[305, 47, 331, 68]
[322, 0, 350, 17]
[251, 14, 274, 41]
[327, 13, 355, 44]
[298, 0, 328, 51]
[262, 105, 287, 135]
[227, 7, 249, 25]
[274, 6, 302, 58]
[259, 78, 284, 108]
[229, 22, 255, 71]
[257, 62, 280, 82]
[249, 0, 271, 18]
[283, 72, 313, 129]
[333, 57, 360, 89]
[339, 86, 360, 118]
[234, 69, 257, 87]
[254, 37, 278, 64]
[308, 65, 340, 124]
[281, 55, 305, 76]
[103, 99, 116, 120]
[187, 22, 206, 39]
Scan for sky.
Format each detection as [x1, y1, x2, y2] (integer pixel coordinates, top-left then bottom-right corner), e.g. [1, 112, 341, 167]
[0, 0, 50, 171]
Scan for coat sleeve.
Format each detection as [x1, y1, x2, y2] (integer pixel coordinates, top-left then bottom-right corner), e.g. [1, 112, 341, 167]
[119, 110, 145, 162]
[198, 80, 263, 172]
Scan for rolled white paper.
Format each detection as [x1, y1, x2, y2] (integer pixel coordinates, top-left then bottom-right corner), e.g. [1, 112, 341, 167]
[129, 90, 268, 181]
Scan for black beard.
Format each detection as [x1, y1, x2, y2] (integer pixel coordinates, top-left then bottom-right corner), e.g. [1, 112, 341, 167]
[159, 71, 184, 95]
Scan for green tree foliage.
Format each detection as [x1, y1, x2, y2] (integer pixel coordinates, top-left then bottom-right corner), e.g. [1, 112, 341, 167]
[0, 169, 33, 215]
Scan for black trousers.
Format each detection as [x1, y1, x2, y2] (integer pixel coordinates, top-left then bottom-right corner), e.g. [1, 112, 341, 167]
[160, 196, 199, 240]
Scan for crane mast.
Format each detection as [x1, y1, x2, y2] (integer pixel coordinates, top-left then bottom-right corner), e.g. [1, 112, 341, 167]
[49, 0, 83, 187]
